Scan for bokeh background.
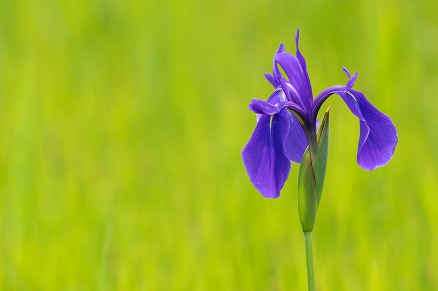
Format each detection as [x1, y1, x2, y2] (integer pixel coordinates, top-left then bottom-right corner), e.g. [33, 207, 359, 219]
[0, 0, 437, 290]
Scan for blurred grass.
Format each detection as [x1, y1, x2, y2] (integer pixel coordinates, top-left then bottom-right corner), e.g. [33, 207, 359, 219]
[0, 0, 437, 290]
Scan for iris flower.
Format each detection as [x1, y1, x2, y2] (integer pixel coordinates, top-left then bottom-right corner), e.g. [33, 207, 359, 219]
[242, 30, 398, 198]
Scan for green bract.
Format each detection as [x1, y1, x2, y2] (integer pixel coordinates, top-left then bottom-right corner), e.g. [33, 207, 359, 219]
[298, 107, 330, 232]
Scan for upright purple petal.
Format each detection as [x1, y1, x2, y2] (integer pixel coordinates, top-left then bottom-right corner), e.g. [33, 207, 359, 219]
[342, 67, 352, 78]
[283, 112, 308, 163]
[346, 73, 358, 91]
[264, 73, 277, 87]
[242, 110, 291, 198]
[275, 52, 311, 113]
[295, 29, 313, 104]
[269, 44, 286, 86]
[344, 90, 398, 170]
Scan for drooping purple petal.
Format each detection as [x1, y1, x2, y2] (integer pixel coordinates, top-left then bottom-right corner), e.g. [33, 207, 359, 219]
[313, 85, 397, 170]
[283, 111, 308, 163]
[242, 109, 291, 198]
[344, 90, 398, 170]
[312, 85, 346, 121]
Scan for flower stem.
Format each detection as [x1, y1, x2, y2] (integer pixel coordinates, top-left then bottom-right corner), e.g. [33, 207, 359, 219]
[304, 231, 315, 291]
[302, 127, 318, 164]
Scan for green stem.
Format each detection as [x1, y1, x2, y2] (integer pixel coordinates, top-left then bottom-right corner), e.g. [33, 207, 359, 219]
[304, 231, 315, 291]
[302, 126, 318, 165]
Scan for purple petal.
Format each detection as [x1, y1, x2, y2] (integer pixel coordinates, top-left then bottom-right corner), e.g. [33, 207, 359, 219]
[269, 44, 286, 85]
[342, 67, 351, 78]
[254, 90, 286, 121]
[295, 29, 313, 104]
[264, 73, 277, 87]
[337, 90, 365, 120]
[345, 90, 398, 170]
[283, 111, 308, 163]
[279, 77, 293, 102]
[313, 86, 397, 170]
[242, 110, 291, 198]
[275, 52, 311, 113]
[249, 99, 279, 115]
[266, 89, 286, 105]
[346, 71, 358, 91]
[276, 43, 286, 54]
[312, 85, 356, 120]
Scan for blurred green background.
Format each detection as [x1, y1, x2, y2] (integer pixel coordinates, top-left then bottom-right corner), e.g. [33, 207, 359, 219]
[0, 0, 437, 290]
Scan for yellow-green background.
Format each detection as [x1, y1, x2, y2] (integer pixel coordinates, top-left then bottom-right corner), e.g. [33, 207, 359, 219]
[0, 0, 436, 290]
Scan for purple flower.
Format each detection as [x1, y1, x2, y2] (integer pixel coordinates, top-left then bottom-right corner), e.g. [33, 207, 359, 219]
[242, 30, 398, 198]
